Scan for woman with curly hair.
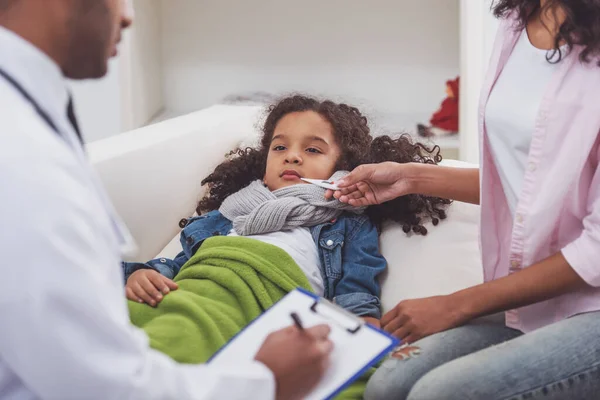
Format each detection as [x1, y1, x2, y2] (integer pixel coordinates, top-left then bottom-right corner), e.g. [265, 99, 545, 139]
[122, 95, 448, 328]
[331, 1, 600, 399]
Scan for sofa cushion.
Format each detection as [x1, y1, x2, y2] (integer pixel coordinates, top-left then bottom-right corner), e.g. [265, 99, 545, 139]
[379, 160, 482, 313]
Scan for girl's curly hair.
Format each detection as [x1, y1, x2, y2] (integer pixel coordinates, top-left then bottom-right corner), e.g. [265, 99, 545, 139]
[197, 95, 450, 235]
[493, 0, 600, 66]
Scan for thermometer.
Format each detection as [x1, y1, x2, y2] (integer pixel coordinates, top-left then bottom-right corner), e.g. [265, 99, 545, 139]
[300, 178, 340, 191]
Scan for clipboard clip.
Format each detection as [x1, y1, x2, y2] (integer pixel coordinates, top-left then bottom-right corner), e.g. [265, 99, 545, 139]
[310, 297, 364, 334]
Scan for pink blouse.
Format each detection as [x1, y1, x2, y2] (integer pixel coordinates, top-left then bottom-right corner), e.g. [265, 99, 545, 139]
[479, 16, 600, 333]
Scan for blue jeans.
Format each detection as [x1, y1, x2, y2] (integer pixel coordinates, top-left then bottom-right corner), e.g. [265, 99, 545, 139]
[365, 312, 600, 400]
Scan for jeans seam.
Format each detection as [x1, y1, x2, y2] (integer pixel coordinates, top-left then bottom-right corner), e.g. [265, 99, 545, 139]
[503, 361, 600, 400]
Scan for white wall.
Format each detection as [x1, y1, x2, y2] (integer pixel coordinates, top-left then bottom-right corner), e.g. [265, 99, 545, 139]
[459, 0, 498, 163]
[126, 0, 164, 129]
[161, 0, 459, 129]
[70, 58, 122, 143]
[70, 0, 164, 142]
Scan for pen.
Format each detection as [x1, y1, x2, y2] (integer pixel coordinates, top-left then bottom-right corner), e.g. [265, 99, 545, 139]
[290, 312, 304, 331]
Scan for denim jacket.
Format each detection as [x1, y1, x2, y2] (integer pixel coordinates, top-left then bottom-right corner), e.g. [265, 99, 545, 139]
[123, 210, 387, 318]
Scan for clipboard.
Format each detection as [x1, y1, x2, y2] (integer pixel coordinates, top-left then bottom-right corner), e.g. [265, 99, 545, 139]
[209, 288, 399, 400]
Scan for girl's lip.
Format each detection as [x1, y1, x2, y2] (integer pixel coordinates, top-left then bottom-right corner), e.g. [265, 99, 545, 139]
[282, 173, 301, 181]
[280, 170, 301, 178]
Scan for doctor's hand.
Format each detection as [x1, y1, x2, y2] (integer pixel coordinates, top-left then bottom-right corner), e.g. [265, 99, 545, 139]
[126, 269, 178, 307]
[255, 324, 333, 400]
[325, 162, 416, 206]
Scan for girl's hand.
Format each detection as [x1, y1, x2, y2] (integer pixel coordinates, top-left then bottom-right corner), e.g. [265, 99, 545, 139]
[126, 269, 178, 307]
[381, 295, 466, 343]
[326, 162, 417, 206]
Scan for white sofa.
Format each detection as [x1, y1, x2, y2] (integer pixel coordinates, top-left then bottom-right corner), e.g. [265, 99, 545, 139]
[87, 105, 483, 313]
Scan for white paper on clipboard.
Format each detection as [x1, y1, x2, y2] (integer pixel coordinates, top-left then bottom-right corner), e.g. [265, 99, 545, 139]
[209, 288, 398, 400]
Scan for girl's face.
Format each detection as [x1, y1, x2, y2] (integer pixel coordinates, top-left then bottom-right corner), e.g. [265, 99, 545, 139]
[263, 111, 341, 191]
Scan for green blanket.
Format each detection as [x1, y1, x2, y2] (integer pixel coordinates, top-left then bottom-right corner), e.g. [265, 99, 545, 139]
[129, 236, 371, 399]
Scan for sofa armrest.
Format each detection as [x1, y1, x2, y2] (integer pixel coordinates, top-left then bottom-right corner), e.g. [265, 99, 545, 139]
[87, 105, 264, 261]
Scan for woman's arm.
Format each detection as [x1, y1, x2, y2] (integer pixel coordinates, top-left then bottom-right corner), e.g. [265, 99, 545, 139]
[458, 149, 600, 319]
[452, 252, 587, 321]
[332, 162, 480, 206]
[381, 252, 588, 342]
[411, 164, 480, 205]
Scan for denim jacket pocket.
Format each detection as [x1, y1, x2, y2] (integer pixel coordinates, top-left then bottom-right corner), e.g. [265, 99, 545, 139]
[319, 231, 345, 279]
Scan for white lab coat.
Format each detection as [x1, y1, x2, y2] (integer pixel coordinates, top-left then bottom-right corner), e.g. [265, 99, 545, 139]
[0, 26, 275, 400]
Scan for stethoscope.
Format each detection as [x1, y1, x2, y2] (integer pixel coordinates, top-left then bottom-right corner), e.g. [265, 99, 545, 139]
[0, 66, 138, 258]
[0, 66, 76, 142]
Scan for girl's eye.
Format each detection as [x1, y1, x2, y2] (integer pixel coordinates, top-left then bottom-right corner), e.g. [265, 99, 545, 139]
[273, 145, 286, 151]
[306, 148, 322, 154]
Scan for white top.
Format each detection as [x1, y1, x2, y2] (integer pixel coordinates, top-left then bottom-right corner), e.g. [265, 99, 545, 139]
[485, 30, 559, 215]
[0, 26, 274, 400]
[229, 228, 325, 296]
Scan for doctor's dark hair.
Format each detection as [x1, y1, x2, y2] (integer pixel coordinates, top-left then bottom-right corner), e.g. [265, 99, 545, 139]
[197, 95, 450, 235]
[493, 0, 600, 66]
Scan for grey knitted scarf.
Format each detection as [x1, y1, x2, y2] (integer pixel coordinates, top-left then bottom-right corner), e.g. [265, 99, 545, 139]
[219, 171, 365, 236]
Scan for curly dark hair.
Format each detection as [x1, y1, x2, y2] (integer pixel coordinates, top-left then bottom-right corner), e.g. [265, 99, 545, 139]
[197, 95, 450, 235]
[493, 0, 600, 66]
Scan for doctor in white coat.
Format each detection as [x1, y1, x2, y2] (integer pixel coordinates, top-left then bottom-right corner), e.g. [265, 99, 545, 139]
[0, 1, 333, 399]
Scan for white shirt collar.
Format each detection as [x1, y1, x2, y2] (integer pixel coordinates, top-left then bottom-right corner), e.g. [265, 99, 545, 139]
[0, 25, 69, 132]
